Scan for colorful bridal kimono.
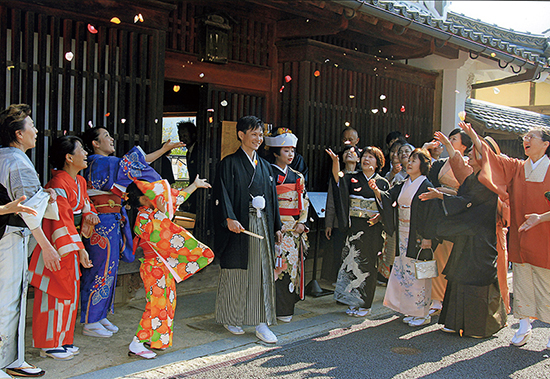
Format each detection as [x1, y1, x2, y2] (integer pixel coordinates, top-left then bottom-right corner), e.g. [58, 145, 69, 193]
[332, 172, 389, 309]
[80, 146, 161, 324]
[133, 179, 214, 349]
[272, 165, 309, 317]
[0, 147, 54, 368]
[29, 170, 97, 348]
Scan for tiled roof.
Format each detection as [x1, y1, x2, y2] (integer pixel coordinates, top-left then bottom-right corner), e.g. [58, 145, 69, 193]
[465, 98, 550, 135]
[332, 0, 550, 71]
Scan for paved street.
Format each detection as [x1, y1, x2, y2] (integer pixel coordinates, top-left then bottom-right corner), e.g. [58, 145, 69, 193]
[26, 268, 549, 379]
[118, 314, 550, 379]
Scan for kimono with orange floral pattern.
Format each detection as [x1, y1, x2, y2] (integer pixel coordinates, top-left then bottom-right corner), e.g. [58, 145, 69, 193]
[133, 179, 214, 349]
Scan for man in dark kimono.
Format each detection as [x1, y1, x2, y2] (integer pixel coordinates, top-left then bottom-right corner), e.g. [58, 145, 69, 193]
[213, 116, 283, 344]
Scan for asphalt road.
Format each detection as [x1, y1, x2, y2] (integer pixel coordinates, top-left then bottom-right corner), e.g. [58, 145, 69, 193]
[163, 314, 550, 379]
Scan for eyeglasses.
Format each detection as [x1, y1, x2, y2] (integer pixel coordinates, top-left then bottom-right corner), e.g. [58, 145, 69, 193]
[523, 134, 542, 142]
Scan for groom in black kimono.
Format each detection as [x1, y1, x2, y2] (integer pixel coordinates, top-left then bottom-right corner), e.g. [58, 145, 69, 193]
[213, 115, 283, 343]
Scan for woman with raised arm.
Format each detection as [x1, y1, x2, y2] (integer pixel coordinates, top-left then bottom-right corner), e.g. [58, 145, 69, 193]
[29, 136, 99, 360]
[460, 121, 550, 349]
[424, 129, 471, 318]
[0, 104, 59, 378]
[369, 148, 437, 327]
[434, 131, 511, 314]
[419, 140, 506, 338]
[79, 127, 183, 338]
[326, 146, 389, 317]
[325, 145, 360, 282]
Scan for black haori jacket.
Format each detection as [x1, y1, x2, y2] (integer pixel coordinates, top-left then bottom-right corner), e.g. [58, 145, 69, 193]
[213, 148, 282, 269]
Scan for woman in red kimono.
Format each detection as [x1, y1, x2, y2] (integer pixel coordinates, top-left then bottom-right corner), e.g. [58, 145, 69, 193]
[29, 136, 99, 360]
[125, 177, 214, 359]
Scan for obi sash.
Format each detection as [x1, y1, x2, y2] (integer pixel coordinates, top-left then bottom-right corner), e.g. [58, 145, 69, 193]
[349, 195, 378, 219]
[276, 179, 304, 216]
[90, 194, 122, 214]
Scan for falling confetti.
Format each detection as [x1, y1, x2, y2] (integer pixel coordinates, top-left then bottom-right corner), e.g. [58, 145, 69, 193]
[334, 64, 339, 67]
[344, 140, 351, 145]
[134, 13, 144, 23]
[284, 75, 292, 83]
[353, 187, 362, 192]
[173, 85, 180, 92]
[405, 134, 410, 138]
[458, 111, 466, 121]
[121, 118, 126, 123]
[208, 116, 213, 123]
[351, 178, 358, 183]
[455, 90, 460, 94]
[345, 122, 350, 126]
[88, 121, 93, 128]
[491, 52, 497, 57]
[155, 119, 158, 123]
[324, 59, 330, 63]
[493, 87, 500, 94]
[110, 17, 121, 24]
[207, 108, 214, 112]
[199, 73, 205, 78]
[87, 24, 98, 34]
[105, 112, 110, 117]
[349, 95, 355, 99]
[382, 107, 388, 113]
[379, 94, 386, 100]
[65, 52, 74, 61]
[338, 171, 344, 177]
[63, 130, 67, 135]
[371, 109, 379, 114]
[221, 100, 228, 107]
[7, 65, 14, 70]
[314, 70, 320, 77]
[400, 105, 406, 113]
[279, 85, 285, 93]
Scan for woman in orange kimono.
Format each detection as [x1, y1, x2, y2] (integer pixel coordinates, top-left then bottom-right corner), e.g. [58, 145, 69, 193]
[460, 121, 550, 349]
[29, 136, 99, 360]
[125, 177, 214, 359]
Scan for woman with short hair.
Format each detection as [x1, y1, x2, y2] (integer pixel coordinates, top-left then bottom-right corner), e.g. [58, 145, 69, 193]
[0, 104, 59, 378]
[370, 148, 438, 327]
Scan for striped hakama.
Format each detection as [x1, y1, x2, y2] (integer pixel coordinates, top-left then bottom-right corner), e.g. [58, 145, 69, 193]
[216, 207, 277, 326]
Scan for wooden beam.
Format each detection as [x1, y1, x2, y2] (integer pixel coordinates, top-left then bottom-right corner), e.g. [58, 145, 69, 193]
[367, 40, 435, 60]
[277, 16, 348, 39]
[165, 51, 272, 92]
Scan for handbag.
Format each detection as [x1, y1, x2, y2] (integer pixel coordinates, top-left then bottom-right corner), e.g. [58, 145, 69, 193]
[414, 247, 438, 280]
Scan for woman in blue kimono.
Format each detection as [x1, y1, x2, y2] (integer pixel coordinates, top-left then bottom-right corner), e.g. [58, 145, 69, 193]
[79, 127, 182, 337]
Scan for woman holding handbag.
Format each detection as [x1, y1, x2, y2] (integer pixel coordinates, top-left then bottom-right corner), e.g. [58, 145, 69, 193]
[369, 148, 438, 327]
